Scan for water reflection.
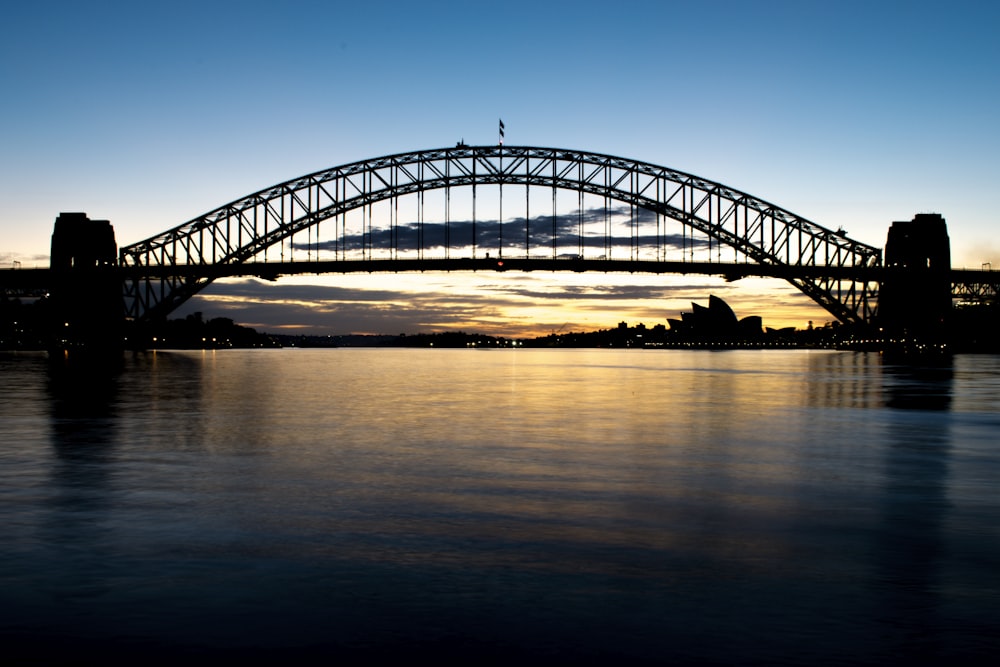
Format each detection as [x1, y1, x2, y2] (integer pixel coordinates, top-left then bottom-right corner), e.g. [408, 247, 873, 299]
[881, 358, 954, 411]
[129, 350, 208, 451]
[46, 350, 122, 418]
[876, 355, 953, 660]
[2, 349, 997, 664]
[804, 350, 884, 409]
[802, 350, 955, 412]
[45, 350, 123, 502]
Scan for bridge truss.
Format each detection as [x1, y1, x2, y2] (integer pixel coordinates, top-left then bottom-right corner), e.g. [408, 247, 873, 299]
[953, 273, 1000, 305]
[119, 146, 883, 324]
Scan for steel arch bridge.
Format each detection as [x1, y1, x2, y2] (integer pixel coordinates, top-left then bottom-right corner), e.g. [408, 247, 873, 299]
[120, 145, 883, 324]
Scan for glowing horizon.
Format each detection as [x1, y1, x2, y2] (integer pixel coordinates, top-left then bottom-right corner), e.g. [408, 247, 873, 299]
[173, 272, 834, 338]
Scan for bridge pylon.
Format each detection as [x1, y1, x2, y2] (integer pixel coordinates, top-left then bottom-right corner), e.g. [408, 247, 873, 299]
[877, 213, 952, 342]
[48, 212, 123, 350]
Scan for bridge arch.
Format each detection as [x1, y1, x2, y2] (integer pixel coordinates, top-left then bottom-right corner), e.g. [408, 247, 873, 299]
[120, 145, 882, 325]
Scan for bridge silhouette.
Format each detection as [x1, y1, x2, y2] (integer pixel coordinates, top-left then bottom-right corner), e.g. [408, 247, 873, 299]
[2, 145, 997, 345]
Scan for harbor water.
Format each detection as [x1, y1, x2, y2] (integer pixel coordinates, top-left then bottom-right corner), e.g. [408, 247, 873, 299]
[2, 348, 999, 665]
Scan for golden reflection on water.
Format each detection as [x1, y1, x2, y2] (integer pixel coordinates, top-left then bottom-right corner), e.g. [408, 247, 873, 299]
[163, 348, 891, 575]
[6, 347, 999, 662]
[804, 350, 886, 409]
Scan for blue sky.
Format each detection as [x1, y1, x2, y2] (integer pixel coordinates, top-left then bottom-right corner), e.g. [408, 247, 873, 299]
[2, 1, 998, 334]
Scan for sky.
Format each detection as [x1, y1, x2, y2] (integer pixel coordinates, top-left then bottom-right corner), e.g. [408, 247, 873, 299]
[2, 0, 998, 336]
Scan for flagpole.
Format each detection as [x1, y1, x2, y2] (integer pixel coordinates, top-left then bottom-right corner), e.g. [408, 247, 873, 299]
[498, 118, 504, 259]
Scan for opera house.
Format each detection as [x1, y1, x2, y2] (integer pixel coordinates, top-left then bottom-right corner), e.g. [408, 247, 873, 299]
[667, 295, 764, 341]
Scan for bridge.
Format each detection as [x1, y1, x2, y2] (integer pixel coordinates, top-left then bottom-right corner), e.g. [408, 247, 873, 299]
[2, 145, 997, 344]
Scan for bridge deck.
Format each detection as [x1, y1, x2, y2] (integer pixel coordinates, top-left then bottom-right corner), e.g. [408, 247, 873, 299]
[3, 259, 994, 289]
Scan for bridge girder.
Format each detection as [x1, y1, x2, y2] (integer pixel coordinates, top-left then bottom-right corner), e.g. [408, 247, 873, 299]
[119, 146, 883, 324]
[953, 278, 1000, 305]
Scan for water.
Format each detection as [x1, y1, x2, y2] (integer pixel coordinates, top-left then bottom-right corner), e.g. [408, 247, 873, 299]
[2, 348, 999, 665]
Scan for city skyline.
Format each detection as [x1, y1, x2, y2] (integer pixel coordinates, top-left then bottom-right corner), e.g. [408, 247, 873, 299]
[3, 1, 997, 336]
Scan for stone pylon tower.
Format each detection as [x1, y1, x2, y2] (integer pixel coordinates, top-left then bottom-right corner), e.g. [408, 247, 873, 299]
[878, 213, 952, 341]
[49, 212, 122, 350]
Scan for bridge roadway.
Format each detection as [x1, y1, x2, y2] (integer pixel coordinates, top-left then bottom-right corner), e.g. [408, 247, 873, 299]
[2, 259, 995, 293]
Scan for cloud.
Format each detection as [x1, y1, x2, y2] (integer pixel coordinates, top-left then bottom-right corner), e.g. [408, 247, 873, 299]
[499, 282, 742, 302]
[1, 251, 48, 267]
[291, 204, 706, 256]
[190, 280, 406, 303]
[174, 277, 535, 335]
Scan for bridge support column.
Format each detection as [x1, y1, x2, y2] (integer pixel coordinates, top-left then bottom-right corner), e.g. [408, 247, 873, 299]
[48, 212, 123, 351]
[878, 213, 952, 344]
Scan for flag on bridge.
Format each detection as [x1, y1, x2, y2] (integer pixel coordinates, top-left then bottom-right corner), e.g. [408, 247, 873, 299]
[499, 118, 505, 145]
